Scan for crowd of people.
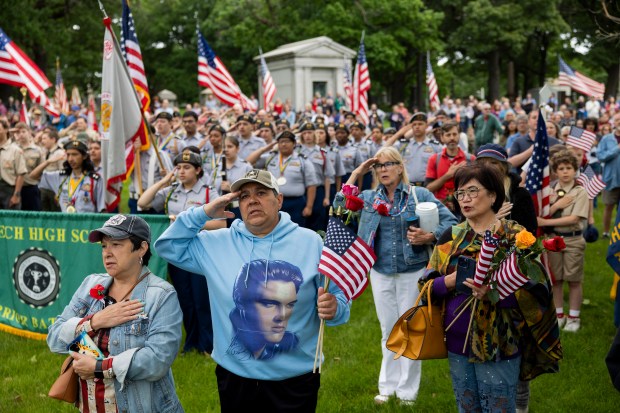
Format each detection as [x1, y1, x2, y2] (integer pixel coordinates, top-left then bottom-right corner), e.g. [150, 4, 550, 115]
[1, 86, 616, 411]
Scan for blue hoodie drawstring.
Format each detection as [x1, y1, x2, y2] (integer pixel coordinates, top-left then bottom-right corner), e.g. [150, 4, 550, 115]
[264, 233, 275, 286]
[244, 237, 255, 288]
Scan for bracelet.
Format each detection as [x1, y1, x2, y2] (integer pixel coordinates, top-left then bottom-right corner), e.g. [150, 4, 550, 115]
[94, 359, 104, 379]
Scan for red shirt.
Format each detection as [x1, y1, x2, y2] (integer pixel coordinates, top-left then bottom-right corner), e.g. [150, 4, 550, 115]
[426, 147, 474, 200]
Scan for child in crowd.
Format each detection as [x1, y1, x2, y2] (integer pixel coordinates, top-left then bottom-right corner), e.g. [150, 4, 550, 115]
[537, 149, 589, 332]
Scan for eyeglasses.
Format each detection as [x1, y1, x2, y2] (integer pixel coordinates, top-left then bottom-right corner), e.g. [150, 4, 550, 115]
[454, 187, 481, 201]
[372, 161, 400, 170]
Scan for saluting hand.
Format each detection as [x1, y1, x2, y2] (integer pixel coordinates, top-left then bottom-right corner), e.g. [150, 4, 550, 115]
[317, 287, 337, 320]
[354, 157, 378, 177]
[203, 191, 238, 220]
[90, 299, 144, 330]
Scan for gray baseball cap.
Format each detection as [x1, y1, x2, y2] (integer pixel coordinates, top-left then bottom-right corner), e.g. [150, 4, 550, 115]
[89, 214, 151, 244]
[231, 169, 280, 194]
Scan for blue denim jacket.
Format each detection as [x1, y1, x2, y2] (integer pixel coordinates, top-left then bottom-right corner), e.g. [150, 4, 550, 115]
[47, 269, 184, 413]
[598, 133, 620, 191]
[335, 183, 457, 273]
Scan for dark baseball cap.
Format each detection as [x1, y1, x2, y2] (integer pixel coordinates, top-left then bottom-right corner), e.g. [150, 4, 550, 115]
[89, 215, 151, 244]
[476, 144, 508, 163]
[155, 112, 173, 121]
[409, 112, 428, 123]
[276, 130, 296, 142]
[237, 114, 255, 124]
[173, 151, 202, 168]
[350, 121, 365, 130]
[298, 122, 315, 132]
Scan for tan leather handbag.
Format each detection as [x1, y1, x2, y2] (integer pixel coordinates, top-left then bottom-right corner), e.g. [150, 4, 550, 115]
[48, 356, 78, 403]
[386, 279, 447, 360]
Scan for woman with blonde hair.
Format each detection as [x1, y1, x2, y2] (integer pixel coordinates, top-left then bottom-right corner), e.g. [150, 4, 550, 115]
[335, 146, 457, 405]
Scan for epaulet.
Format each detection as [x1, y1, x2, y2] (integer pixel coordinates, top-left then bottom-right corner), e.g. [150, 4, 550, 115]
[89, 172, 100, 180]
[298, 153, 307, 159]
[398, 137, 408, 143]
[430, 138, 441, 146]
[320, 147, 328, 153]
[329, 147, 339, 152]
[59, 169, 69, 176]
[171, 181, 180, 187]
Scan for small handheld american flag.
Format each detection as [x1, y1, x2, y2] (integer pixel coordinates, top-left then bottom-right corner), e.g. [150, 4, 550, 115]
[576, 165, 606, 200]
[491, 252, 529, 300]
[473, 230, 500, 287]
[567, 126, 596, 153]
[318, 216, 376, 301]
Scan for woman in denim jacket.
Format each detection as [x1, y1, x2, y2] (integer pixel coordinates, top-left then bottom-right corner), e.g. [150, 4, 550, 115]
[47, 215, 184, 413]
[335, 147, 456, 405]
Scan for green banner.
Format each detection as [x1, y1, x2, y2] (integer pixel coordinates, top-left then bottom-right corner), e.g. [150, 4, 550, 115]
[0, 211, 171, 339]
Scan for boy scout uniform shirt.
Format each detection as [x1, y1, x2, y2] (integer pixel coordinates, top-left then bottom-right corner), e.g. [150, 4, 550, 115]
[395, 137, 443, 184]
[0, 141, 27, 186]
[337, 142, 363, 174]
[183, 132, 204, 150]
[325, 147, 346, 184]
[21, 144, 43, 185]
[237, 135, 266, 161]
[204, 157, 253, 194]
[299, 146, 335, 184]
[157, 132, 184, 161]
[39, 170, 105, 212]
[552, 183, 589, 233]
[352, 139, 376, 162]
[151, 180, 219, 216]
[262, 152, 320, 197]
[44, 145, 65, 172]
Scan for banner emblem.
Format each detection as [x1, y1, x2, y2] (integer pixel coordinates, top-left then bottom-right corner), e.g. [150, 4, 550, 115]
[12, 248, 61, 307]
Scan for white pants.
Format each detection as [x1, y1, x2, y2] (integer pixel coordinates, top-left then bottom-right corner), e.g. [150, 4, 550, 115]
[370, 267, 424, 401]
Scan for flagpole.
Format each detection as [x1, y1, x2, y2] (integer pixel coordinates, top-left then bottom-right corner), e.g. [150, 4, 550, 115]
[313, 207, 334, 373]
[98, 1, 166, 176]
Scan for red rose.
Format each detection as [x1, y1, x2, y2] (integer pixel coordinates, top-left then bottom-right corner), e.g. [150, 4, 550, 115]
[89, 284, 105, 300]
[376, 203, 390, 216]
[345, 195, 364, 212]
[543, 236, 566, 252]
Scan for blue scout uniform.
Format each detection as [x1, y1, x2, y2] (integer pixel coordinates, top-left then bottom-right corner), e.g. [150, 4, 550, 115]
[299, 145, 335, 231]
[260, 149, 319, 226]
[182, 132, 204, 150]
[157, 131, 184, 162]
[352, 139, 375, 190]
[237, 135, 266, 161]
[337, 142, 363, 186]
[39, 170, 105, 213]
[395, 137, 442, 185]
[153, 152, 219, 355]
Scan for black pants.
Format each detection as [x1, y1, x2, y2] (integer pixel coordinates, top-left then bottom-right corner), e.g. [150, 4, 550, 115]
[168, 264, 213, 353]
[215, 365, 320, 413]
[21, 185, 41, 211]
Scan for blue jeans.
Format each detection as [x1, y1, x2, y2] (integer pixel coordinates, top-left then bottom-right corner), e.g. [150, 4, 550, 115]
[448, 352, 521, 413]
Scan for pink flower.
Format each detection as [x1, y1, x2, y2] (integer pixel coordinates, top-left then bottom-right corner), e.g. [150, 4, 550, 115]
[342, 184, 359, 197]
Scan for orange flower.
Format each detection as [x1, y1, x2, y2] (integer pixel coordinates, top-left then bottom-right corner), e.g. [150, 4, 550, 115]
[515, 229, 536, 249]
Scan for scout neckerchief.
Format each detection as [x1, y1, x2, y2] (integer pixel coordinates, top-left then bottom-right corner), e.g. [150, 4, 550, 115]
[158, 133, 175, 151]
[209, 150, 224, 184]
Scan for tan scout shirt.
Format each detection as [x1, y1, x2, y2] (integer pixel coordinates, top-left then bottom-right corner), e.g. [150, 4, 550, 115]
[0, 140, 27, 186]
[551, 182, 589, 233]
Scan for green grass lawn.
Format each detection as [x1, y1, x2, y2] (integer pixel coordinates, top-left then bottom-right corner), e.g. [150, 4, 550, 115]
[1, 208, 619, 412]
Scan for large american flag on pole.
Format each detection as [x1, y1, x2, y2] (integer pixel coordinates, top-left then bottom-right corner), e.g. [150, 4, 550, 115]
[121, 0, 150, 113]
[352, 32, 370, 125]
[54, 58, 68, 115]
[0, 27, 59, 117]
[525, 109, 551, 218]
[197, 29, 257, 111]
[577, 164, 606, 200]
[259, 48, 276, 110]
[558, 56, 605, 98]
[319, 216, 376, 301]
[343, 58, 353, 109]
[426, 51, 440, 111]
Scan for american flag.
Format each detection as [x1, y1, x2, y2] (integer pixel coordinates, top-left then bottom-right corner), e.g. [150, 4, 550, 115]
[197, 29, 257, 112]
[558, 56, 605, 98]
[567, 126, 596, 153]
[352, 34, 370, 125]
[54, 58, 68, 115]
[121, 0, 150, 113]
[473, 231, 499, 287]
[259, 49, 276, 110]
[343, 58, 353, 109]
[33, 91, 60, 118]
[491, 252, 529, 300]
[525, 109, 551, 218]
[577, 165, 606, 200]
[426, 51, 440, 111]
[318, 216, 376, 301]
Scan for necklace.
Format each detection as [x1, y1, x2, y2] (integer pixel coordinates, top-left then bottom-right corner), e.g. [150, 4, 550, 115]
[469, 218, 499, 236]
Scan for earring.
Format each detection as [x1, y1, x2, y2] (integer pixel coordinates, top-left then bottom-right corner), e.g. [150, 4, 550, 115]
[139, 256, 143, 266]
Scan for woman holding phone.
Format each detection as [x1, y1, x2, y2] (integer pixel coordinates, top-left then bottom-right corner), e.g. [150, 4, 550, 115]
[423, 164, 561, 412]
[334, 146, 456, 405]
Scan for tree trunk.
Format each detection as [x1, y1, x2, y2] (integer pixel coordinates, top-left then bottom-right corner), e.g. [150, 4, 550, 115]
[522, 37, 532, 95]
[487, 50, 500, 102]
[415, 51, 425, 111]
[507, 61, 515, 100]
[538, 32, 549, 87]
[605, 61, 619, 100]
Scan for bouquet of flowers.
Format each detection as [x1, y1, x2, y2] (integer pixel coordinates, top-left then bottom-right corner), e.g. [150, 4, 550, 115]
[340, 184, 365, 224]
[447, 229, 566, 350]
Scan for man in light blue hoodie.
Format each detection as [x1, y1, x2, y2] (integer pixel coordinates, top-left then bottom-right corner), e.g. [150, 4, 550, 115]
[154, 169, 350, 412]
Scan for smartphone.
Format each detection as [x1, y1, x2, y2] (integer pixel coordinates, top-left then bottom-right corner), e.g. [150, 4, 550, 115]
[456, 256, 476, 295]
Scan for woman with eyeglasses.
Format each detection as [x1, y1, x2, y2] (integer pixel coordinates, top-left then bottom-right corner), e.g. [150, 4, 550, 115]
[421, 164, 561, 413]
[335, 146, 457, 405]
[47, 215, 184, 412]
